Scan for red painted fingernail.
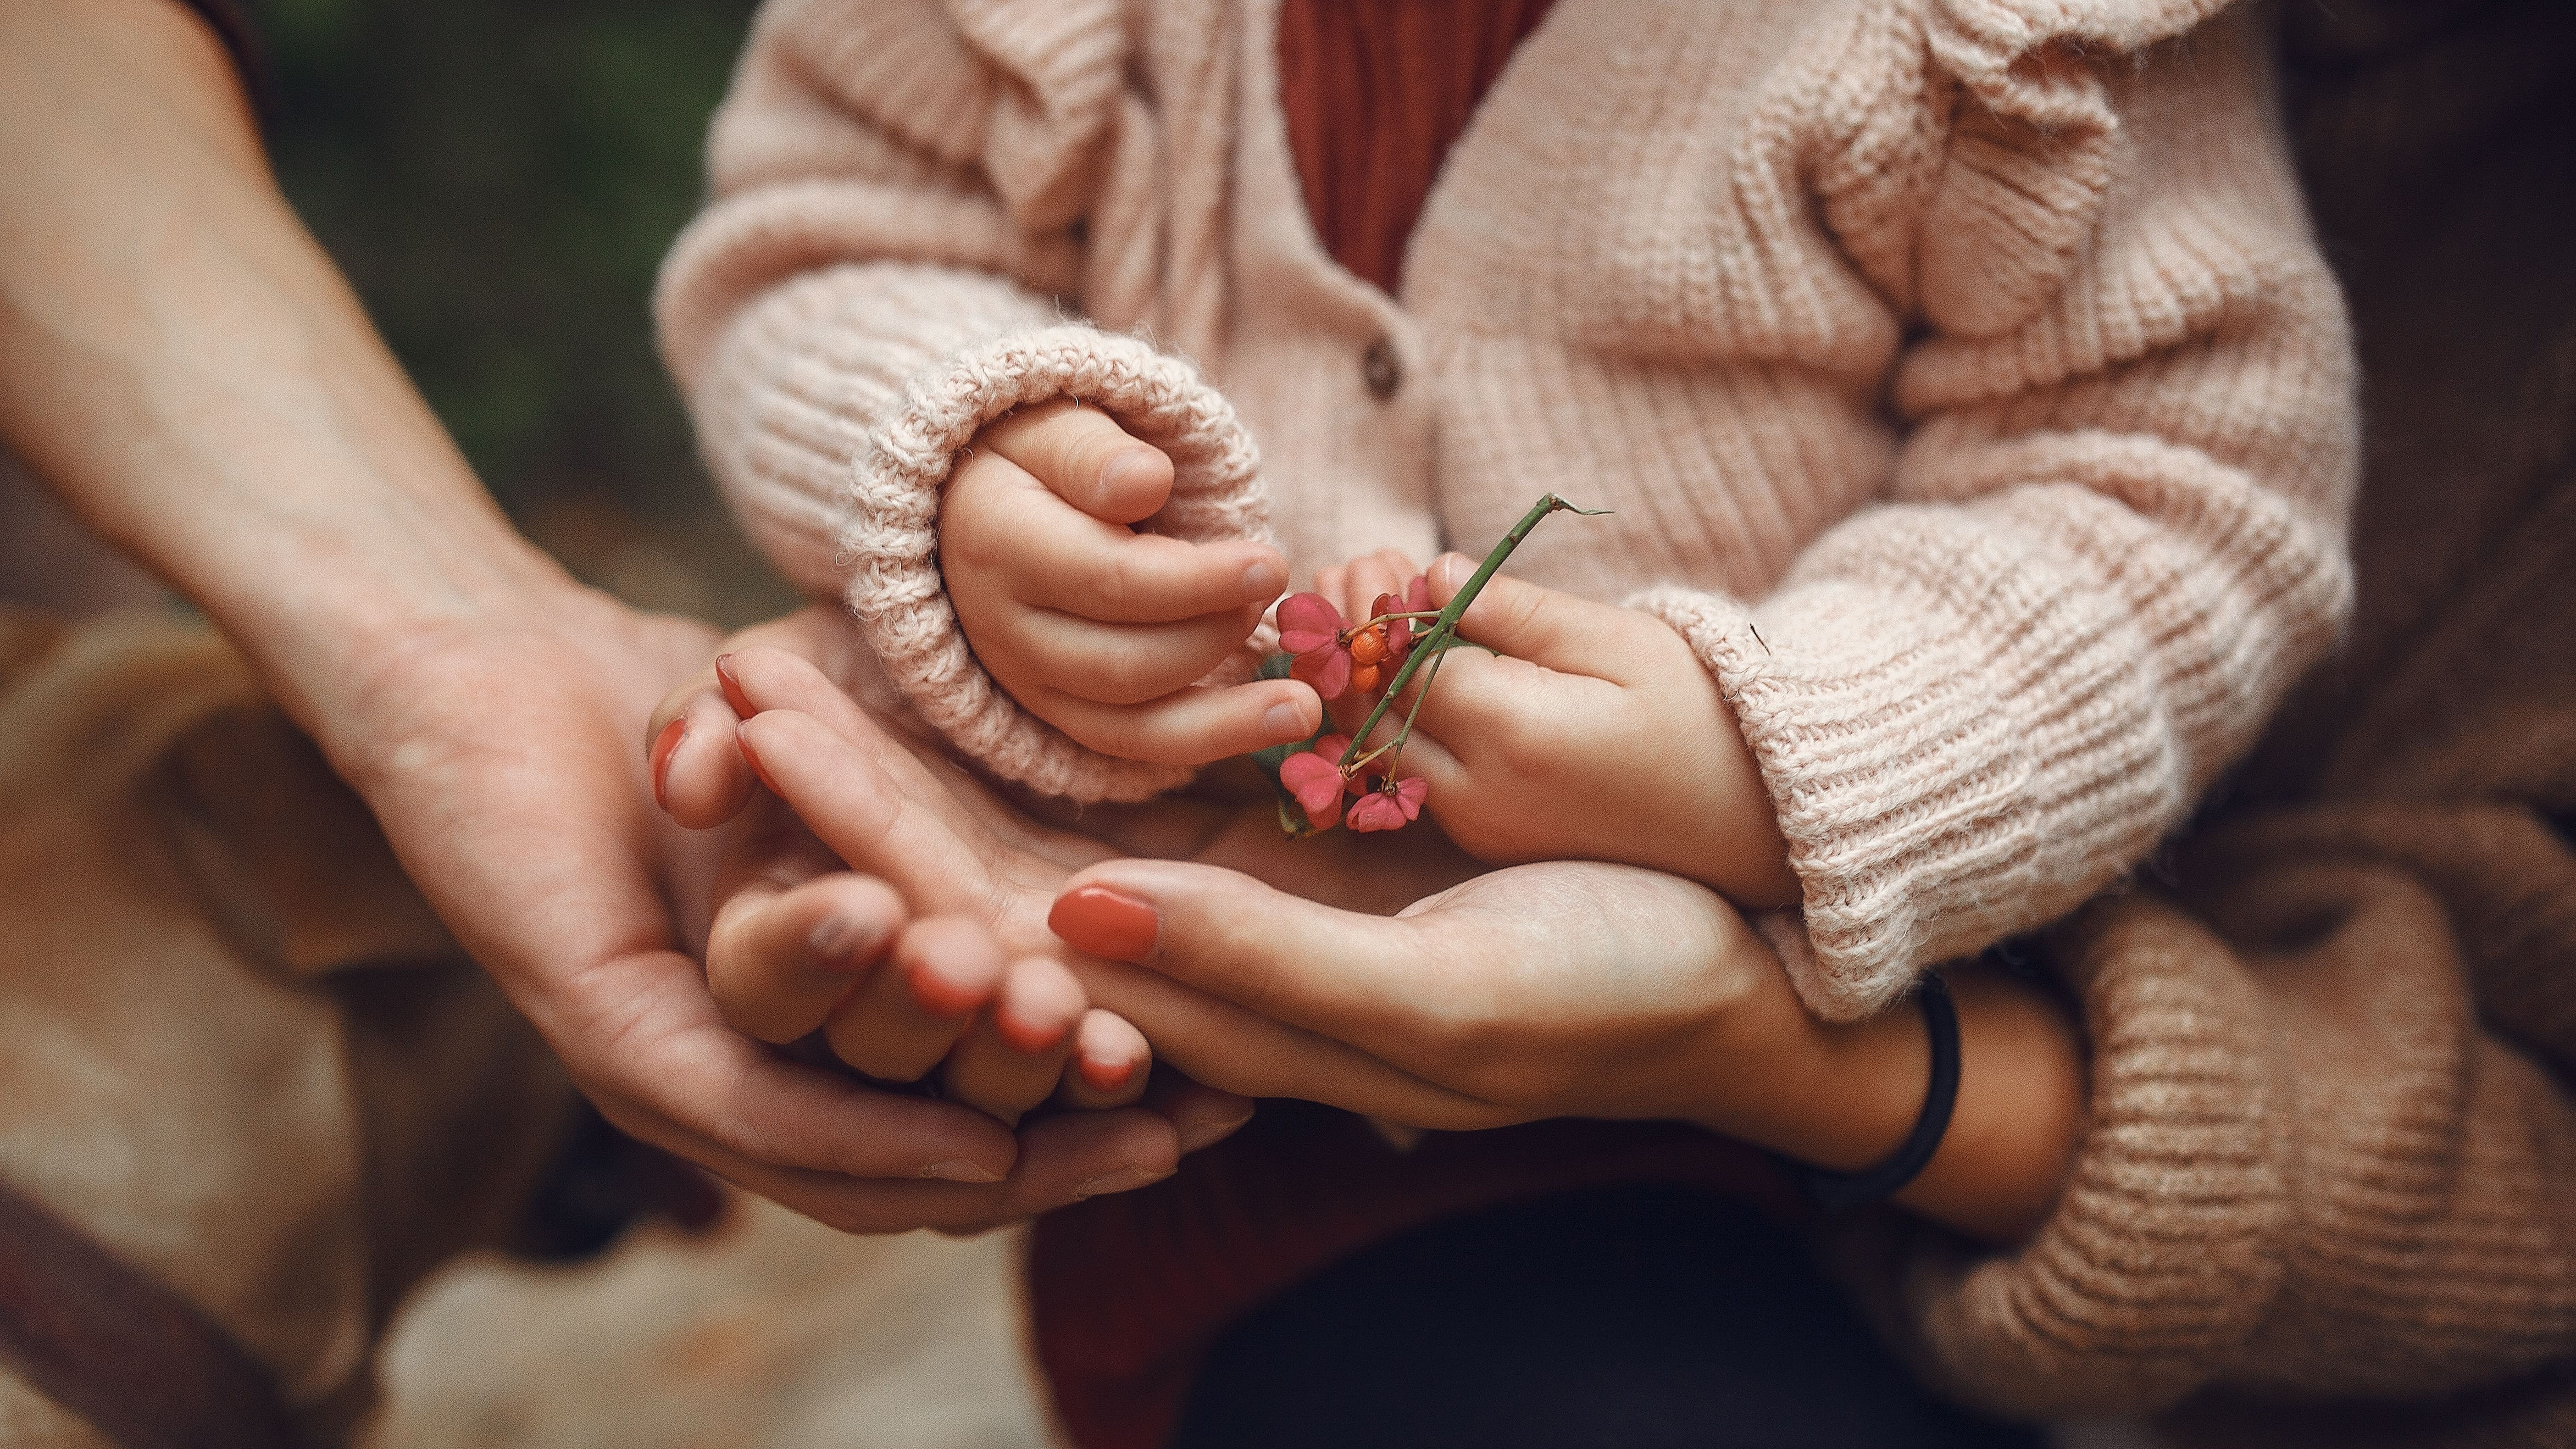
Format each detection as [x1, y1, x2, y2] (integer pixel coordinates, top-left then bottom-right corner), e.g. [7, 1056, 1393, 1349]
[735, 724, 782, 796]
[1048, 885, 1160, 961]
[1079, 1053, 1138, 1093]
[906, 964, 987, 1020]
[714, 653, 753, 716]
[996, 1005, 1073, 1056]
[650, 718, 686, 811]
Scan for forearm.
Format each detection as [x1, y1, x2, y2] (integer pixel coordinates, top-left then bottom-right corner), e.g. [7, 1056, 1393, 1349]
[1716, 960, 2085, 1245]
[0, 0, 560, 735]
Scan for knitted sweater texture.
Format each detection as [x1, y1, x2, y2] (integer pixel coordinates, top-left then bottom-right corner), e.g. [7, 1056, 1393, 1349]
[1846, 1, 2576, 1438]
[655, 0, 2356, 1020]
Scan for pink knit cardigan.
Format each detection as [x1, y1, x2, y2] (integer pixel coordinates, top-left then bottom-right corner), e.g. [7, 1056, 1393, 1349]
[655, 0, 2356, 1021]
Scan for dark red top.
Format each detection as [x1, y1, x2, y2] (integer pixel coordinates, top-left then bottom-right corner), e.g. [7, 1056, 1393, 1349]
[1275, 0, 1560, 293]
[1029, 12, 1802, 1449]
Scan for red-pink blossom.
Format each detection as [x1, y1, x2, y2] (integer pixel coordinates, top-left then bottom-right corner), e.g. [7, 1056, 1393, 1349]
[1345, 775, 1429, 832]
[1276, 733, 1356, 828]
[1277, 592, 1353, 699]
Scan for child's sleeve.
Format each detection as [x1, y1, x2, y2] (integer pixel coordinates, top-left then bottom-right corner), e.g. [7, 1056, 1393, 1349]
[1635, 2, 2356, 1021]
[654, 0, 1271, 803]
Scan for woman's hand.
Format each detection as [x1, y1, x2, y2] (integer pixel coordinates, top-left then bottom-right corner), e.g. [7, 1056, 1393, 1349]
[697, 628, 2082, 1241]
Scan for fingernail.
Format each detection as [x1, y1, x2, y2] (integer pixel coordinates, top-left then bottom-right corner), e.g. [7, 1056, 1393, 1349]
[809, 912, 884, 964]
[1048, 885, 1160, 961]
[1071, 1163, 1172, 1200]
[650, 718, 686, 811]
[907, 966, 987, 1021]
[996, 1005, 1074, 1056]
[735, 725, 782, 796]
[922, 1159, 1006, 1184]
[1078, 1053, 1139, 1093]
[1240, 556, 1287, 602]
[1177, 1106, 1255, 1154]
[714, 653, 752, 716]
[1262, 698, 1309, 741]
[1100, 447, 1157, 500]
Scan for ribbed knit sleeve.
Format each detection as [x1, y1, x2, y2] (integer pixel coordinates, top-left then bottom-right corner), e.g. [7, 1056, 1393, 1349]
[1637, 1, 2355, 1021]
[1837, 803, 2576, 1421]
[654, 0, 1274, 801]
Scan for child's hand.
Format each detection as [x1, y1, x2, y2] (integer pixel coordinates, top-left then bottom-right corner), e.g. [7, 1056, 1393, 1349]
[661, 702, 1153, 1127]
[1314, 550, 1801, 909]
[943, 399, 1321, 764]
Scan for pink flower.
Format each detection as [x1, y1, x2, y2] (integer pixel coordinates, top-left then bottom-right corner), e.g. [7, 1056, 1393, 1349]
[1277, 733, 1355, 828]
[1345, 774, 1428, 833]
[1375, 575, 1432, 669]
[1277, 592, 1352, 699]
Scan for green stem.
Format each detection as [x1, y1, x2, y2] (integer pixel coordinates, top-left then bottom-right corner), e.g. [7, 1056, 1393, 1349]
[1335, 493, 1604, 773]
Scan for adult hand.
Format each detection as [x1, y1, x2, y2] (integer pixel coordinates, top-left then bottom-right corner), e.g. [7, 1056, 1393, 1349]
[700, 633, 2081, 1240]
[0, 3, 1233, 1235]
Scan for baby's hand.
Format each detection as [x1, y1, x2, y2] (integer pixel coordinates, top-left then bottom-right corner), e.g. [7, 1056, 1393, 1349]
[1314, 551, 1802, 909]
[944, 399, 1321, 765]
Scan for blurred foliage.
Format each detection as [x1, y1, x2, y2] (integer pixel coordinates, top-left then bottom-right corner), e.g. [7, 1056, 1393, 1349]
[259, 0, 797, 627]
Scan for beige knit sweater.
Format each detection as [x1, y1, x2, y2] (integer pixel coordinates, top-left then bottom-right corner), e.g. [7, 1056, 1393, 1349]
[655, 0, 2357, 1021]
[1844, 0, 2576, 1438]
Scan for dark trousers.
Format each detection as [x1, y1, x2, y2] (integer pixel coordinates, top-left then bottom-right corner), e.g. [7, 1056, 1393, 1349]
[1171, 1186, 2042, 1449]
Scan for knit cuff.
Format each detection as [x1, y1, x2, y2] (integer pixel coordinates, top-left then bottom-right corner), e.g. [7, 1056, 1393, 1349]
[1639, 584, 2104, 1022]
[839, 324, 1273, 802]
[1836, 893, 2291, 1418]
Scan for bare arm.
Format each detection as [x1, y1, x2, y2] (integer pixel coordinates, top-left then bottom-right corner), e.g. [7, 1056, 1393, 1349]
[0, 0, 1228, 1231]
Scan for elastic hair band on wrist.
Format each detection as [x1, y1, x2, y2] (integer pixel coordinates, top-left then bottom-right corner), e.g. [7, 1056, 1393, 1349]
[1794, 972, 1959, 1213]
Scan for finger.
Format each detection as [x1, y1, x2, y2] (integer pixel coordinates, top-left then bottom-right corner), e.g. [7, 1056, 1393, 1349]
[647, 669, 755, 830]
[822, 916, 1006, 1083]
[570, 960, 1023, 1183]
[1034, 677, 1322, 764]
[736, 709, 1479, 1123]
[705, 868, 907, 1044]
[1009, 524, 1289, 624]
[1425, 551, 1641, 680]
[616, 1095, 1183, 1236]
[1056, 1008, 1152, 1110]
[1049, 860, 1464, 1074]
[980, 398, 1175, 524]
[942, 955, 1086, 1125]
[1341, 550, 1422, 627]
[1310, 562, 1347, 611]
[1009, 602, 1270, 705]
[647, 607, 867, 832]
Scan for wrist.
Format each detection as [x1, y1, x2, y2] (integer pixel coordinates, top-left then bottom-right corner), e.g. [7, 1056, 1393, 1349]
[1683, 951, 1928, 1171]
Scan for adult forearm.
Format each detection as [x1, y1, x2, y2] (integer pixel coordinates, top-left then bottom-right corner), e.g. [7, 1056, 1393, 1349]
[1723, 961, 2085, 1245]
[0, 0, 559, 732]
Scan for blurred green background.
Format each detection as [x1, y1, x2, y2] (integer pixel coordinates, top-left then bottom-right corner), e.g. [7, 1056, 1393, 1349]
[260, 0, 796, 628]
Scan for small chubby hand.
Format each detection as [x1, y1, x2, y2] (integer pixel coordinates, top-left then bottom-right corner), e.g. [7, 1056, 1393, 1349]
[943, 399, 1322, 764]
[1313, 551, 1800, 908]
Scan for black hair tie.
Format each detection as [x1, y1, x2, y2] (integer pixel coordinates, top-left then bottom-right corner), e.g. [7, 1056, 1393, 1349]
[1794, 972, 1959, 1213]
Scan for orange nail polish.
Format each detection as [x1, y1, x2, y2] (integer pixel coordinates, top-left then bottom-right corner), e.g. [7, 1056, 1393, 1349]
[1048, 885, 1160, 961]
[1079, 1053, 1138, 1093]
[906, 965, 986, 1020]
[714, 653, 753, 716]
[996, 1006, 1072, 1056]
[735, 724, 782, 796]
[650, 718, 686, 811]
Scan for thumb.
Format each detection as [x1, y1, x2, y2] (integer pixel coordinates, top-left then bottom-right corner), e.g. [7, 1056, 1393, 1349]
[982, 401, 1175, 525]
[1426, 552, 1634, 673]
[1047, 860, 1502, 1127]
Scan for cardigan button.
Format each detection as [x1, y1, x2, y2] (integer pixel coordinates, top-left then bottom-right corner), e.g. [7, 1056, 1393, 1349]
[1361, 337, 1401, 400]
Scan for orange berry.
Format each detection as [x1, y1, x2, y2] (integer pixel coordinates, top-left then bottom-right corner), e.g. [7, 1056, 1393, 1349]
[1348, 625, 1388, 666]
[1350, 662, 1381, 693]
